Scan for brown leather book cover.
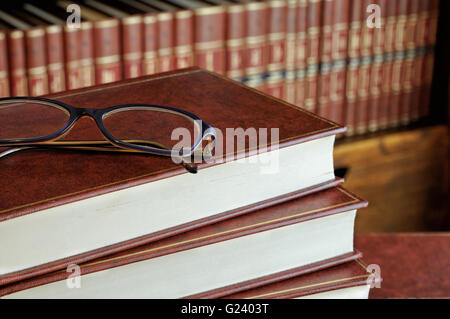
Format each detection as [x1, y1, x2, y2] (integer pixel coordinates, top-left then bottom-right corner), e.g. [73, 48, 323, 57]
[174, 10, 194, 70]
[284, 0, 297, 104]
[46, 25, 66, 94]
[157, 12, 174, 73]
[0, 31, 9, 97]
[7, 30, 28, 96]
[142, 13, 158, 75]
[265, 0, 287, 99]
[379, 0, 397, 130]
[328, 0, 349, 125]
[244, 2, 267, 91]
[122, 15, 143, 79]
[356, 0, 374, 135]
[223, 258, 373, 299]
[194, 6, 226, 74]
[316, 0, 333, 119]
[344, 0, 362, 136]
[370, 0, 387, 132]
[0, 186, 366, 297]
[304, 0, 322, 113]
[0, 67, 345, 285]
[79, 22, 96, 88]
[25, 27, 49, 96]
[295, 0, 307, 108]
[64, 26, 82, 90]
[93, 18, 122, 84]
[419, 0, 439, 119]
[225, 3, 246, 81]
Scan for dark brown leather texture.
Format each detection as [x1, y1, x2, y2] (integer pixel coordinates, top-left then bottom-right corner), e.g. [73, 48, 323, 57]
[355, 233, 450, 298]
[0, 185, 366, 295]
[224, 258, 370, 299]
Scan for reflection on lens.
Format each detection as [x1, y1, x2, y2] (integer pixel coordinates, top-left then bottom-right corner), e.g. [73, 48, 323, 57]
[0, 100, 70, 140]
[102, 107, 201, 153]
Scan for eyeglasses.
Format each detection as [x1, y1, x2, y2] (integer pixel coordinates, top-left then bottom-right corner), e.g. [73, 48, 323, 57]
[0, 97, 216, 173]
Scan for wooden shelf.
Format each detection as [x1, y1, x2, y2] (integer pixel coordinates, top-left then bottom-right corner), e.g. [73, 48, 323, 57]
[334, 125, 449, 233]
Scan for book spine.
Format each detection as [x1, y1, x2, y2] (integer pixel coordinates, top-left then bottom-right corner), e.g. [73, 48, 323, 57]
[402, 0, 420, 125]
[143, 14, 158, 76]
[379, 0, 396, 130]
[64, 27, 82, 90]
[26, 27, 49, 97]
[344, 0, 362, 136]
[244, 2, 267, 91]
[46, 25, 66, 94]
[122, 15, 143, 79]
[225, 4, 246, 81]
[317, 0, 333, 119]
[266, 0, 287, 99]
[79, 22, 95, 88]
[356, 0, 374, 134]
[94, 18, 121, 85]
[295, 0, 308, 108]
[369, 0, 386, 132]
[284, 0, 298, 104]
[410, 0, 426, 121]
[194, 6, 226, 75]
[174, 10, 194, 70]
[305, 0, 322, 113]
[419, 0, 439, 118]
[7, 30, 28, 96]
[0, 31, 9, 97]
[329, 0, 350, 125]
[157, 12, 174, 73]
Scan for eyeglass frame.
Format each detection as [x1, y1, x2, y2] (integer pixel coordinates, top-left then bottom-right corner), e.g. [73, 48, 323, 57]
[0, 96, 217, 161]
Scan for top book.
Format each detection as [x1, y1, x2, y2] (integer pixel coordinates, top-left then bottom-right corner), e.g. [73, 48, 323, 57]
[0, 67, 344, 283]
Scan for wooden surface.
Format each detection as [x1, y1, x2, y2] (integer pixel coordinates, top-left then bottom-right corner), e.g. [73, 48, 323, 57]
[355, 233, 450, 298]
[334, 125, 449, 232]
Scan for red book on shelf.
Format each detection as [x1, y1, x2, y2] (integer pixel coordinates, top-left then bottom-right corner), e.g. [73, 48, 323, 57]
[225, 3, 246, 81]
[122, 15, 143, 79]
[0, 186, 366, 298]
[244, 2, 267, 91]
[194, 6, 226, 75]
[284, 0, 298, 104]
[46, 25, 66, 94]
[295, 0, 308, 109]
[157, 12, 174, 73]
[419, 0, 439, 118]
[316, 0, 333, 119]
[224, 259, 375, 299]
[344, 0, 363, 136]
[93, 18, 122, 84]
[142, 13, 158, 76]
[265, 0, 287, 99]
[401, 0, 420, 125]
[25, 27, 49, 96]
[329, 0, 350, 125]
[0, 67, 345, 287]
[356, 0, 375, 135]
[369, 0, 387, 132]
[7, 30, 28, 96]
[174, 10, 194, 70]
[0, 31, 9, 97]
[64, 26, 82, 90]
[304, 0, 322, 113]
[79, 22, 96, 88]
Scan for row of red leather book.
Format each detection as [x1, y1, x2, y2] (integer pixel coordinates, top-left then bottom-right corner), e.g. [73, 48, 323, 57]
[0, 0, 439, 137]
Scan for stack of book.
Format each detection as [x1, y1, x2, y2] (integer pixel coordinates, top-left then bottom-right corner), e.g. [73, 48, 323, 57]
[0, 0, 440, 138]
[0, 67, 379, 298]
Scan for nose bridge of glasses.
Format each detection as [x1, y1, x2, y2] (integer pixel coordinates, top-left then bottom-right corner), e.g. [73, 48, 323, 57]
[74, 107, 101, 119]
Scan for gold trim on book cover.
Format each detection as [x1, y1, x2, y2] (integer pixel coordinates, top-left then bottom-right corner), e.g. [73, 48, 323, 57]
[123, 15, 142, 25]
[157, 12, 173, 21]
[75, 187, 362, 269]
[0, 69, 343, 217]
[195, 6, 225, 16]
[176, 10, 192, 19]
[228, 4, 244, 14]
[26, 29, 45, 38]
[95, 55, 120, 65]
[195, 40, 223, 50]
[246, 273, 370, 299]
[246, 2, 267, 11]
[28, 66, 47, 75]
[143, 15, 157, 24]
[46, 25, 62, 34]
[10, 30, 24, 39]
[94, 19, 119, 29]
